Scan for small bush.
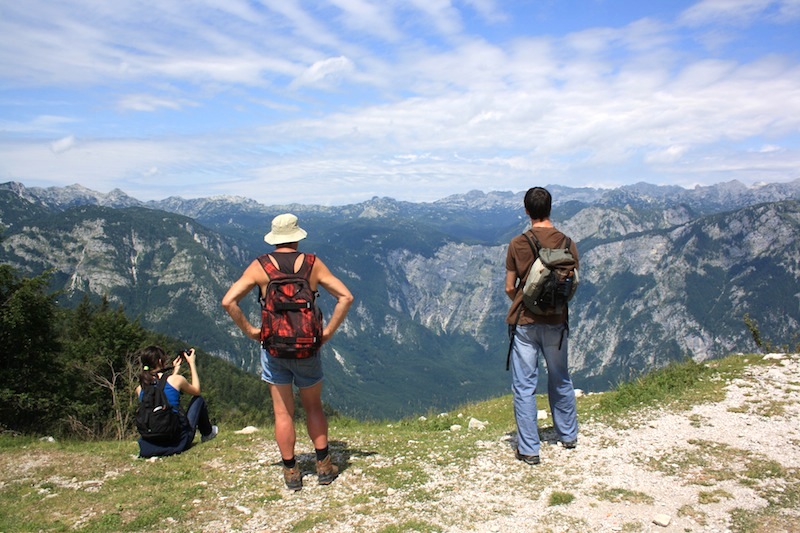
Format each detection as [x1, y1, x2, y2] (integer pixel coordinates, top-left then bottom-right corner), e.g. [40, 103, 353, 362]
[549, 491, 575, 506]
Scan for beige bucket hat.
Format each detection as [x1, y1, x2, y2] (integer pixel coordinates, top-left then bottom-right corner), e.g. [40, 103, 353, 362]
[264, 213, 308, 245]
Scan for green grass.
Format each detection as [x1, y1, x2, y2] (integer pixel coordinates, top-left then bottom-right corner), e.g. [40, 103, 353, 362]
[677, 504, 707, 526]
[378, 520, 442, 533]
[548, 491, 575, 506]
[595, 486, 654, 504]
[698, 489, 733, 504]
[584, 354, 779, 426]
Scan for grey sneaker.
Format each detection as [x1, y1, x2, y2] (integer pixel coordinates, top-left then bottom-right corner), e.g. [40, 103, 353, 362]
[316, 455, 339, 485]
[562, 439, 577, 449]
[201, 425, 219, 443]
[515, 449, 540, 465]
[283, 466, 302, 491]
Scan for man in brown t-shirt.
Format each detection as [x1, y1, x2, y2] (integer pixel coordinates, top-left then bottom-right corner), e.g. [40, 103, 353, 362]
[505, 187, 579, 465]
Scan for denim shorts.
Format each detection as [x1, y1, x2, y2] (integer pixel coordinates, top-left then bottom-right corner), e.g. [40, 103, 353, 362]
[260, 349, 323, 388]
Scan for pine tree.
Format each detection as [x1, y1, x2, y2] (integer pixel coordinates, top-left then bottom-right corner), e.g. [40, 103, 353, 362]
[0, 266, 64, 433]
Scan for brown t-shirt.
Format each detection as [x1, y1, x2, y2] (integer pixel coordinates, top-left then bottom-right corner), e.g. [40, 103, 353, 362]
[505, 226, 579, 325]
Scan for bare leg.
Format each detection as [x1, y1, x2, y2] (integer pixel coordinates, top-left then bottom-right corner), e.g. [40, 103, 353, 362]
[269, 383, 297, 460]
[299, 381, 328, 450]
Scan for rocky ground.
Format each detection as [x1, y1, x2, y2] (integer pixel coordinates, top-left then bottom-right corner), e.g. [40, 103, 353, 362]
[214, 353, 800, 532]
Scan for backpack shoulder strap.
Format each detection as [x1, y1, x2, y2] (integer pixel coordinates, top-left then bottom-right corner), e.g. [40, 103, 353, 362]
[522, 231, 540, 260]
[156, 373, 172, 397]
[258, 253, 281, 277]
[296, 253, 316, 280]
[156, 372, 183, 413]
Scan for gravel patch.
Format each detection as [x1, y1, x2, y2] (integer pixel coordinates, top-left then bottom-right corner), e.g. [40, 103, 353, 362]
[212, 353, 800, 532]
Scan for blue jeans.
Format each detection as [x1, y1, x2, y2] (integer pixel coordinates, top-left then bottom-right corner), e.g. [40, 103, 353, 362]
[509, 323, 577, 456]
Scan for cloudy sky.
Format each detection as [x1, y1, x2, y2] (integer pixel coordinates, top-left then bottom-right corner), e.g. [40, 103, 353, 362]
[1, 0, 798, 205]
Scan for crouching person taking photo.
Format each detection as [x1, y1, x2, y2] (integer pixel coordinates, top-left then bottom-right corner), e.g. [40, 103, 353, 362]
[135, 345, 218, 458]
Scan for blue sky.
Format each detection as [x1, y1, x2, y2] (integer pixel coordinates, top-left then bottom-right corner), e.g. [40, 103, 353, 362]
[1, 0, 798, 205]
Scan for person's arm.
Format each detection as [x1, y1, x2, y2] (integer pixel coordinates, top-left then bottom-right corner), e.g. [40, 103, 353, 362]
[171, 348, 201, 396]
[312, 257, 354, 344]
[505, 270, 518, 301]
[505, 241, 520, 300]
[221, 260, 264, 341]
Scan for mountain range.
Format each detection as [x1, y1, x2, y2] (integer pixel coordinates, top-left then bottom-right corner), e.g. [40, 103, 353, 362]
[1, 179, 798, 418]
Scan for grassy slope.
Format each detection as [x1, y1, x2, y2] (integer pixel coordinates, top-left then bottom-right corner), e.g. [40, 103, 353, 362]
[1, 353, 798, 532]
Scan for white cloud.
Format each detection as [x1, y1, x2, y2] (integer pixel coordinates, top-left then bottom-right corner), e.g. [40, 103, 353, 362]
[461, 0, 507, 23]
[0, 115, 77, 134]
[406, 0, 464, 35]
[327, 0, 401, 40]
[291, 56, 356, 88]
[0, 0, 798, 204]
[1, 137, 199, 197]
[678, 0, 800, 26]
[117, 94, 187, 112]
[646, 145, 690, 164]
[50, 135, 76, 154]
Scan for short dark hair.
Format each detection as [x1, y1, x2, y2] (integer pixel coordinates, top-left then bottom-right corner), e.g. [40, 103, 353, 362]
[524, 187, 552, 221]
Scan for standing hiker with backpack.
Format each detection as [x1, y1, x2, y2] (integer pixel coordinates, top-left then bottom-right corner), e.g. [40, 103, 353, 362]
[505, 187, 580, 465]
[135, 345, 218, 458]
[222, 213, 354, 491]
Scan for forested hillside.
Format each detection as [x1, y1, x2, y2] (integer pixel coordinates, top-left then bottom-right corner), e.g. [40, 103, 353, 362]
[0, 262, 280, 438]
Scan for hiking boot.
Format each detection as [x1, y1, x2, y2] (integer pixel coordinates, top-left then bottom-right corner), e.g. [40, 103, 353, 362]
[316, 454, 339, 485]
[562, 439, 577, 449]
[515, 449, 540, 465]
[283, 466, 302, 491]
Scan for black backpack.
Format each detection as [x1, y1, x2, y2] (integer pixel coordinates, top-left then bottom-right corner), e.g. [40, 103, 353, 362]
[135, 373, 182, 443]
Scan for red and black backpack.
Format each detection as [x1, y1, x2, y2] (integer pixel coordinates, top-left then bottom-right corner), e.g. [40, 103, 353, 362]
[257, 253, 323, 359]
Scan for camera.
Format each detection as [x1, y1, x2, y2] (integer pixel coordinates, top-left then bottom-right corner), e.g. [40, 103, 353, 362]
[179, 349, 192, 358]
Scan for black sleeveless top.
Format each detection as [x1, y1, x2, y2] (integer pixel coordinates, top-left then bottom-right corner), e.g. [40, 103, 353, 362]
[270, 251, 302, 273]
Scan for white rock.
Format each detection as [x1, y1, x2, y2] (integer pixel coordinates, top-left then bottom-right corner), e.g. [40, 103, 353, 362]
[574, 389, 584, 398]
[234, 505, 251, 515]
[468, 417, 488, 430]
[450, 424, 462, 431]
[418, 416, 427, 421]
[652, 514, 671, 527]
[537, 410, 548, 420]
[234, 426, 259, 434]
